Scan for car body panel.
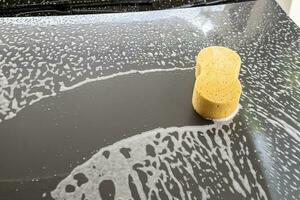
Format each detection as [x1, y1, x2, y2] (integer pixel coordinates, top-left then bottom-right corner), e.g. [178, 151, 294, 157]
[0, 0, 299, 199]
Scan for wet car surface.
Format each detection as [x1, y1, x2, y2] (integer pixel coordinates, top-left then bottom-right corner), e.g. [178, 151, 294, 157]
[0, 0, 299, 199]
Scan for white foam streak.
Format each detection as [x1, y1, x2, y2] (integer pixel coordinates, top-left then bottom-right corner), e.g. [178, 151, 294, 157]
[267, 116, 300, 143]
[60, 67, 194, 92]
[51, 122, 268, 200]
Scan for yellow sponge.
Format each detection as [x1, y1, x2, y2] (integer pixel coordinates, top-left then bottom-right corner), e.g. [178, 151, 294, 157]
[192, 46, 242, 120]
[195, 46, 241, 79]
[192, 75, 242, 119]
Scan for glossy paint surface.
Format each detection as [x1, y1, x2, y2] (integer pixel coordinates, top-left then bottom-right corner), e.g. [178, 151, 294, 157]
[0, 0, 299, 199]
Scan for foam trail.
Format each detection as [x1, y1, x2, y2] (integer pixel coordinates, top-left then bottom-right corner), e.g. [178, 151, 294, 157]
[60, 67, 194, 91]
[266, 116, 300, 143]
[0, 67, 194, 123]
[51, 121, 268, 200]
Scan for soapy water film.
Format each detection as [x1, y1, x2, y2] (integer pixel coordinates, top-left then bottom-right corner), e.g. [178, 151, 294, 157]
[0, 0, 299, 199]
[51, 123, 268, 200]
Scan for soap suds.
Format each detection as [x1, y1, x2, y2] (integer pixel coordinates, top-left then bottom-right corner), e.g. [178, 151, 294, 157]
[60, 67, 194, 92]
[51, 121, 268, 200]
[0, 0, 299, 199]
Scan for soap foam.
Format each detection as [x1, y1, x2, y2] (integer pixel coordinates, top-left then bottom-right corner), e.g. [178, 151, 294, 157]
[51, 121, 268, 200]
[0, 2, 299, 198]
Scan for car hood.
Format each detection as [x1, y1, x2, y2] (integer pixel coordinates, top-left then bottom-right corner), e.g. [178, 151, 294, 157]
[0, 0, 299, 199]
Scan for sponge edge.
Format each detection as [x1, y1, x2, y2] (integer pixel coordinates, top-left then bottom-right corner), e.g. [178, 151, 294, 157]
[195, 46, 241, 79]
[192, 75, 242, 119]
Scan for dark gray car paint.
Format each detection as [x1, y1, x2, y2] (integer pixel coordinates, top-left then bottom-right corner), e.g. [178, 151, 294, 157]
[0, 0, 299, 199]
